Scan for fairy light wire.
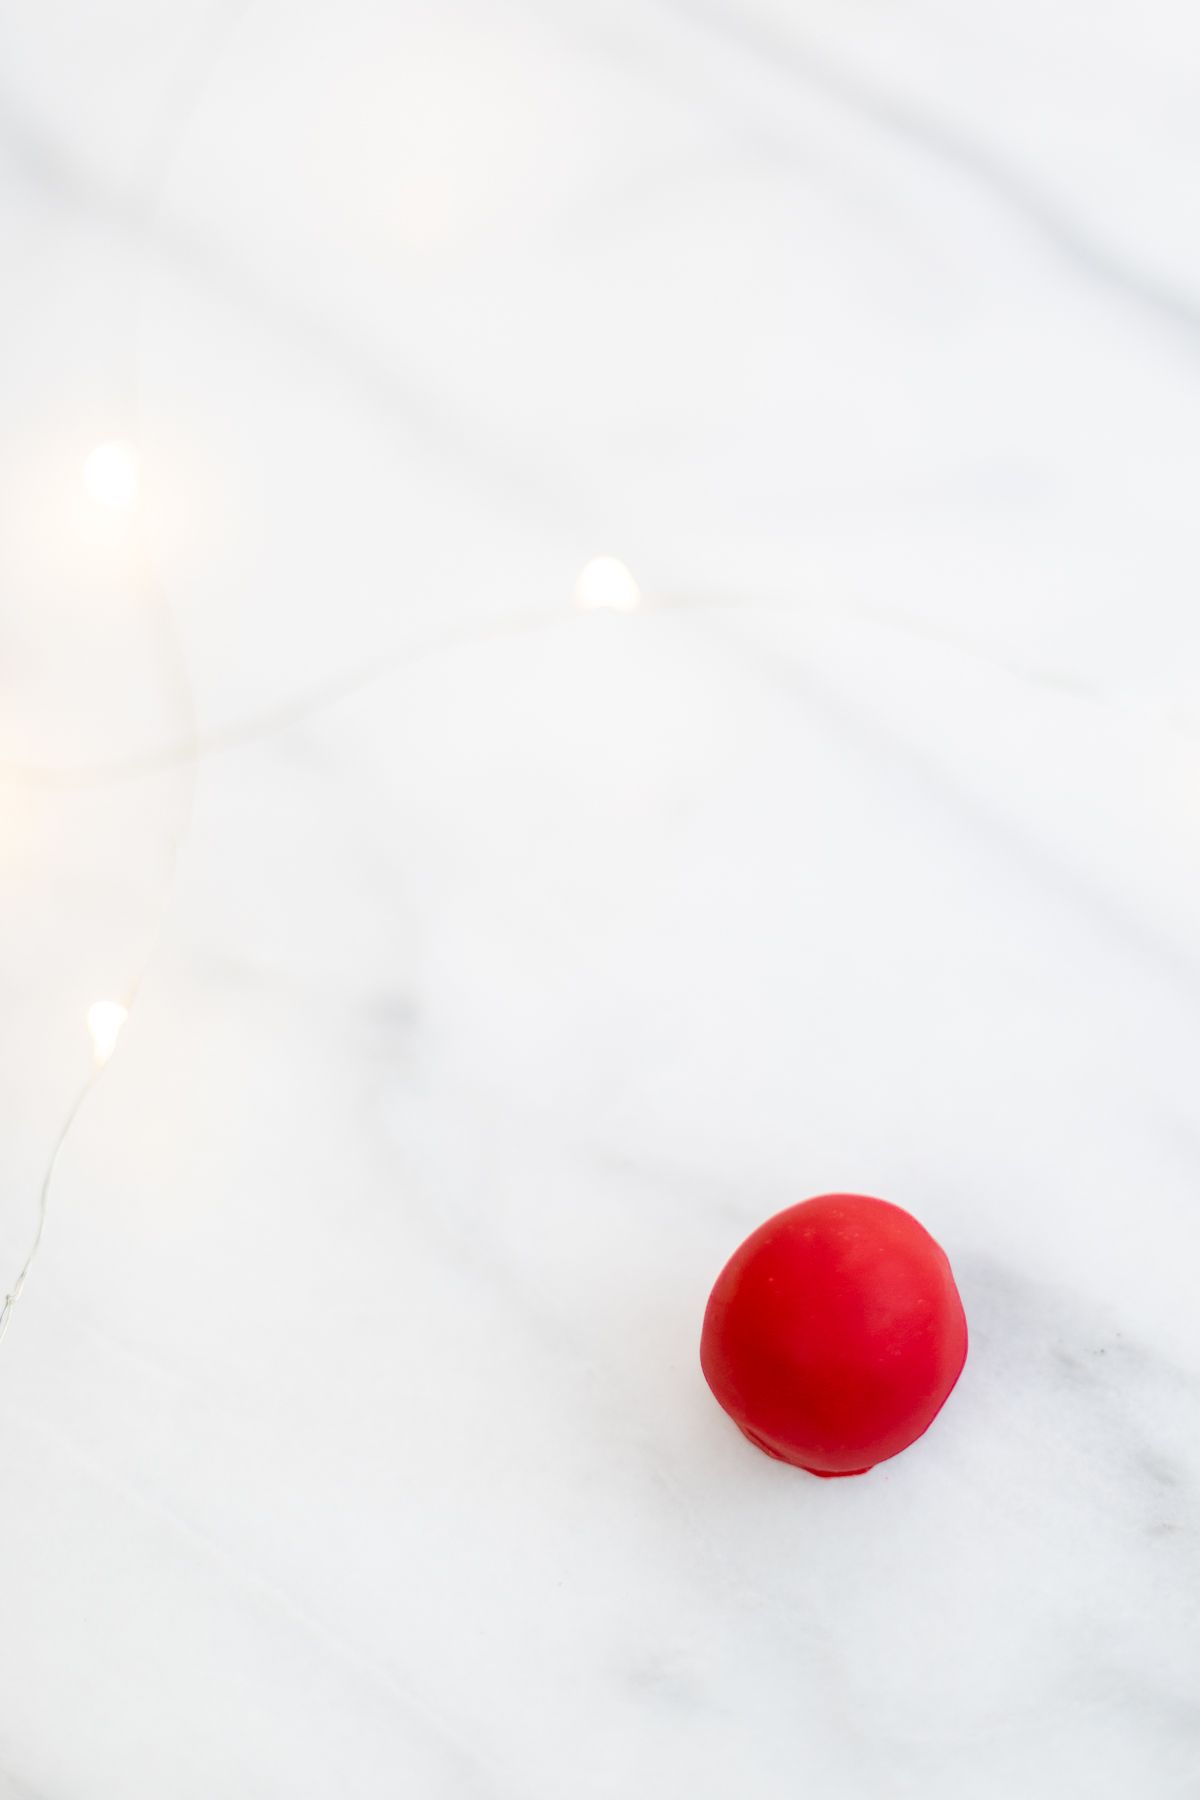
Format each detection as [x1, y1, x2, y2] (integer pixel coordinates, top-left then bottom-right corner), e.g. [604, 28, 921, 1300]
[0, 547, 638, 1348]
[0, 1069, 101, 1349]
[0, 579, 666, 792]
[0, 452, 196, 1352]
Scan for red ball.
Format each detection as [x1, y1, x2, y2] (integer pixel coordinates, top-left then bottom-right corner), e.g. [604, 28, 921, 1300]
[700, 1193, 967, 1477]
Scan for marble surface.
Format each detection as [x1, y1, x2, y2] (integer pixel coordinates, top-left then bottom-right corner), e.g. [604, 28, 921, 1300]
[2, 1, 1200, 1793]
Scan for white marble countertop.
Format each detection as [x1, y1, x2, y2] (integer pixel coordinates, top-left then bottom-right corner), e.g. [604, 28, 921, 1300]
[2, 1, 1199, 1794]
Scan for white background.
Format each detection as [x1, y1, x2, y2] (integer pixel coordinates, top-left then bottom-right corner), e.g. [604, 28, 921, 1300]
[1, 1, 1199, 1794]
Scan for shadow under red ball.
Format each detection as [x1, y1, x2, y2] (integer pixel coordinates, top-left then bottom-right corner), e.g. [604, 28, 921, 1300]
[700, 1193, 967, 1477]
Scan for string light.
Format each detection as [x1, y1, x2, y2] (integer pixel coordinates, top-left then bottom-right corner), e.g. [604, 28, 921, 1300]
[83, 440, 140, 511]
[2, 527, 652, 1351]
[574, 555, 640, 613]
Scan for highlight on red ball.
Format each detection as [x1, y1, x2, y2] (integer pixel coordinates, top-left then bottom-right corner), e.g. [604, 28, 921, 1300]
[700, 1193, 967, 1477]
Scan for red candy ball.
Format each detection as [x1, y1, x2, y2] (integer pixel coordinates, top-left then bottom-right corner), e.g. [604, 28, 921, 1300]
[700, 1193, 967, 1477]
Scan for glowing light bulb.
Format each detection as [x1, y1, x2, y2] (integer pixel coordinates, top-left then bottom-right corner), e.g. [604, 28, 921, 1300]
[574, 556, 640, 613]
[83, 441, 139, 510]
[87, 1000, 128, 1066]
